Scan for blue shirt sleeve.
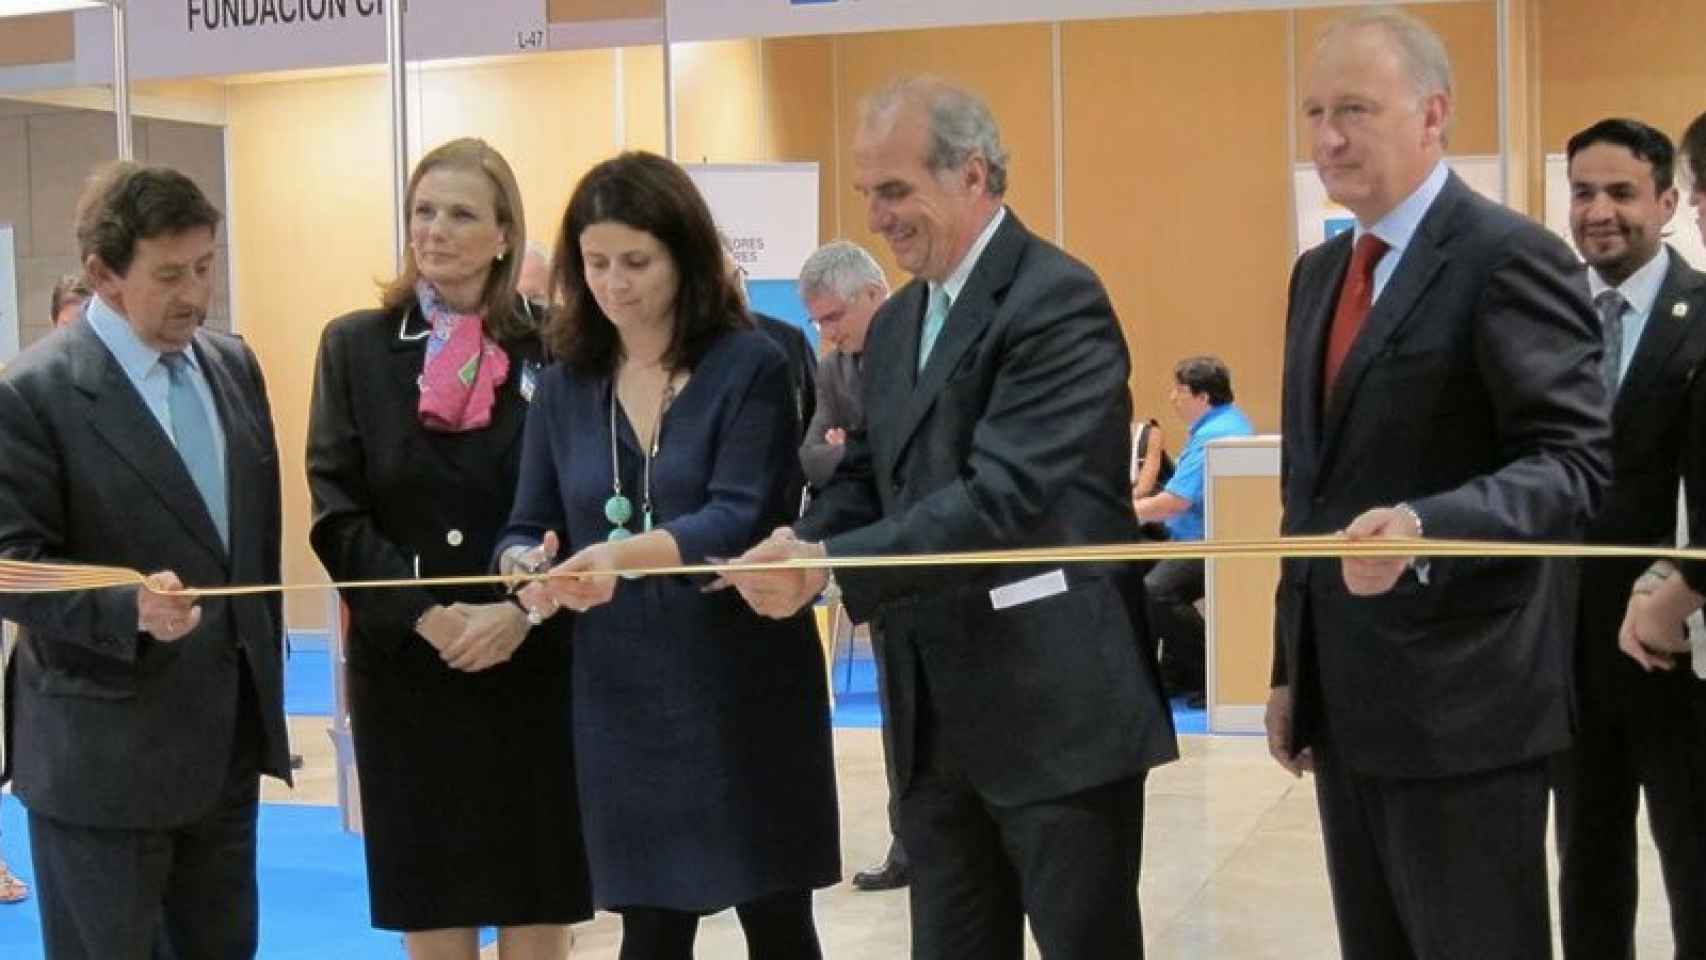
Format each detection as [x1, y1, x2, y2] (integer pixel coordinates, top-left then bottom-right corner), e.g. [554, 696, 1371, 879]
[1164, 441, 1206, 505]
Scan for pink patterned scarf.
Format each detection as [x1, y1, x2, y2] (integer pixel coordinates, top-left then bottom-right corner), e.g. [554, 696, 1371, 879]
[416, 281, 510, 433]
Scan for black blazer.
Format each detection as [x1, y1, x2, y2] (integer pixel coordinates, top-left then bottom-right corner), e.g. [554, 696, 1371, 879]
[1272, 172, 1613, 779]
[1577, 250, 1706, 704]
[795, 211, 1176, 807]
[306, 298, 559, 671]
[0, 318, 289, 828]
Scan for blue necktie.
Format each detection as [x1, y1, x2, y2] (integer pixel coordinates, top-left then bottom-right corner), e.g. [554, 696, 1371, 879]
[161, 352, 228, 547]
[918, 285, 951, 373]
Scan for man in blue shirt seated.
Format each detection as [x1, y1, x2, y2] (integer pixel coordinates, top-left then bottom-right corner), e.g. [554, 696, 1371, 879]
[1134, 356, 1254, 705]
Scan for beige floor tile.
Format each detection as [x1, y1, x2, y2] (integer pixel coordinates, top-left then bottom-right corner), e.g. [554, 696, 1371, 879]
[277, 722, 1680, 959]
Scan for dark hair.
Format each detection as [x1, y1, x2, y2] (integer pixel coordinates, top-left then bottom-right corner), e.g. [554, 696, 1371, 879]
[547, 151, 747, 374]
[1567, 118, 1676, 193]
[1174, 355, 1234, 406]
[74, 162, 222, 277]
[1682, 110, 1706, 190]
[380, 138, 532, 340]
[49, 273, 92, 322]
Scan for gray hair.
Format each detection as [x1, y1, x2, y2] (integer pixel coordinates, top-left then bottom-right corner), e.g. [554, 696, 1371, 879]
[799, 240, 889, 301]
[1320, 7, 1454, 102]
[862, 76, 1010, 198]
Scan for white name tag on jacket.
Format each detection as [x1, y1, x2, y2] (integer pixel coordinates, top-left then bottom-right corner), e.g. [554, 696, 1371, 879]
[990, 569, 1069, 610]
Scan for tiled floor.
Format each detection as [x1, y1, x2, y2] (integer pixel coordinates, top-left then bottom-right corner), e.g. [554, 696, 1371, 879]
[266, 720, 1678, 959]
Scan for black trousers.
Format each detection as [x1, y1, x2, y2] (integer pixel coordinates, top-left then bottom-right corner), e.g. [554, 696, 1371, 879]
[617, 889, 821, 960]
[1314, 747, 1552, 960]
[1143, 558, 1204, 693]
[28, 668, 263, 960]
[1554, 665, 1706, 960]
[899, 700, 1147, 960]
[866, 623, 907, 867]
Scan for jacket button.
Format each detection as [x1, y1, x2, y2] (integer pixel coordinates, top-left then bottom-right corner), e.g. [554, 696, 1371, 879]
[446, 529, 464, 547]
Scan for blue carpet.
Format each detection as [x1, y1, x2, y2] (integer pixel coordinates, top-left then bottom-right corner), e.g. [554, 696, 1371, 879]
[285, 648, 334, 717]
[0, 799, 493, 959]
[1171, 696, 1208, 735]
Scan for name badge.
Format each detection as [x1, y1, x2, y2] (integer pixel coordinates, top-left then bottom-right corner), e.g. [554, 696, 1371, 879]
[520, 360, 540, 402]
[989, 569, 1069, 611]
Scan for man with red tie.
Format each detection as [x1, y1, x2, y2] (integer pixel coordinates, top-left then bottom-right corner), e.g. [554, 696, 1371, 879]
[1265, 9, 1610, 959]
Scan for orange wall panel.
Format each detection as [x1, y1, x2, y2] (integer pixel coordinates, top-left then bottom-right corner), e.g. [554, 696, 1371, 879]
[547, 0, 661, 22]
[1294, 1, 1500, 161]
[622, 44, 667, 154]
[832, 23, 1056, 288]
[761, 36, 839, 245]
[0, 13, 73, 68]
[1063, 12, 1293, 434]
[1540, 0, 1706, 150]
[673, 39, 767, 163]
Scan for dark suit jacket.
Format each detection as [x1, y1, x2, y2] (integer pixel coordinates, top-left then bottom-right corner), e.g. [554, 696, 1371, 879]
[0, 317, 289, 828]
[799, 349, 863, 490]
[1272, 172, 1612, 780]
[1577, 249, 1706, 707]
[754, 311, 817, 518]
[306, 298, 565, 669]
[794, 210, 1176, 807]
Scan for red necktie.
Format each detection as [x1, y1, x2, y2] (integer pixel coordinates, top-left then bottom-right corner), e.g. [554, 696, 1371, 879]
[1323, 233, 1389, 400]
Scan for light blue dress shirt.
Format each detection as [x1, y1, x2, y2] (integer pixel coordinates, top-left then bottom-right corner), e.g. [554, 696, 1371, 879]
[85, 294, 227, 473]
[1588, 245, 1669, 387]
[920, 206, 1008, 369]
[1359, 159, 1451, 304]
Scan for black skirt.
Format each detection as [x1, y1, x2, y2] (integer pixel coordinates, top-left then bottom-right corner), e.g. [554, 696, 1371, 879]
[348, 617, 591, 931]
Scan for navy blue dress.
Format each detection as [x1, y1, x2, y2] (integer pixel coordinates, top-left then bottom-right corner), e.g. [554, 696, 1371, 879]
[498, 328, 840, 912]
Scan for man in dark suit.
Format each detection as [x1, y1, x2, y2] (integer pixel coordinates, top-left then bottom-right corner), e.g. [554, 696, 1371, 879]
[1266, 11, 1610, 959]
[0, 163, 289, 959]
[725, 76, 1176, 959]
[1553, 118, 1706, 960]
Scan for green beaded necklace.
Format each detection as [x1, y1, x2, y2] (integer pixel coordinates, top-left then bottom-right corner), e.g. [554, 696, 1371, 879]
[605, 377, 676, 542]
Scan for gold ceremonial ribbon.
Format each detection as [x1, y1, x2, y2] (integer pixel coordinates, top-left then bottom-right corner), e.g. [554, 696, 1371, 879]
[0, 534, 1701, 598]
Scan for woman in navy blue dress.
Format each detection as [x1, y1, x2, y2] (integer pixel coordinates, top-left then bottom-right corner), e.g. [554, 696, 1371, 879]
[496, 151, 839, 958]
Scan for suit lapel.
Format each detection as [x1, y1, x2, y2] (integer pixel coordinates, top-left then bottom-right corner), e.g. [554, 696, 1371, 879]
[891, 211, 1020, 463]
[1612, 249, 1702, 427]
[1317, 175, 1463, 474]
[1294, 232, 1353, 468]
[70, 324, 227, 563]
[866, 282, 925, 473]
